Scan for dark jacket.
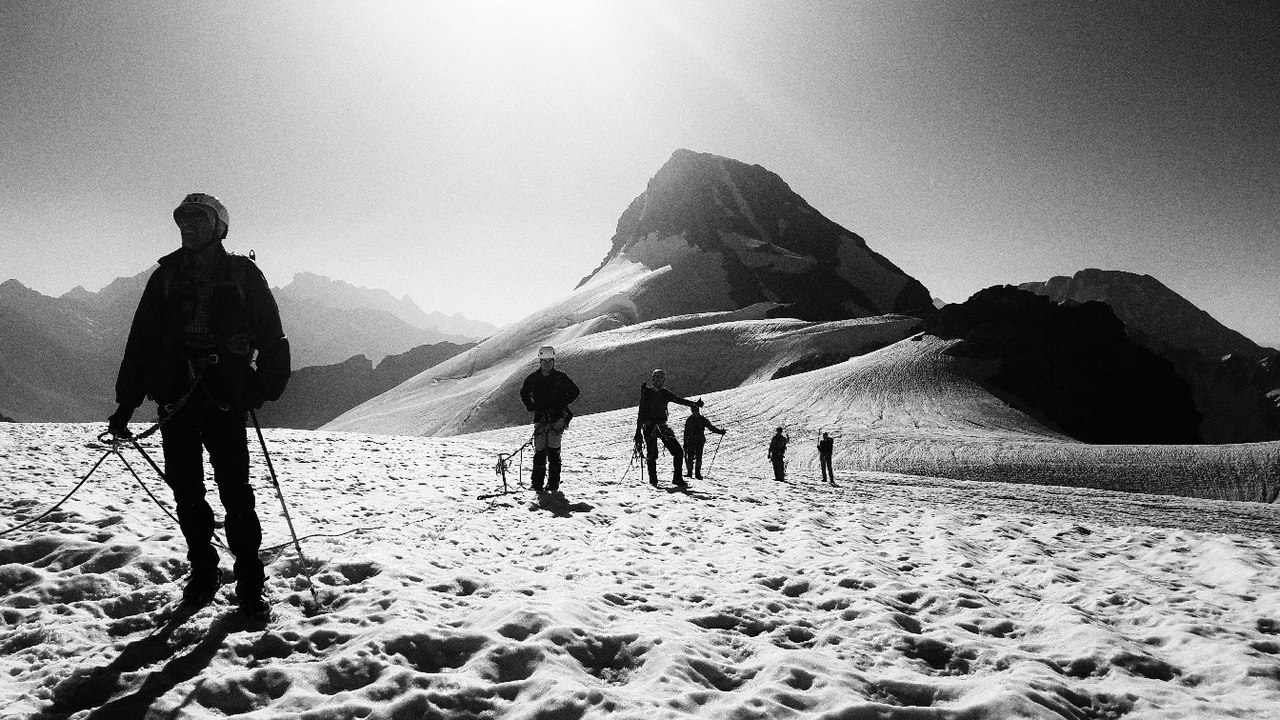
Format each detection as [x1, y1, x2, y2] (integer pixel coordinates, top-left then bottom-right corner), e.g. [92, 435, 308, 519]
[637, 383, 699, 425]
[520, 368, 580, 421]
[818, 437, 834, 455]
[683, 414, 723, 444]
[768, 433, 788, 459]
[116, 246, 290, 412]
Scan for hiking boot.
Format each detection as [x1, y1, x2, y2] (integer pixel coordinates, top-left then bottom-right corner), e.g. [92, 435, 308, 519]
[238, 590, 270, 621]
[695, 473, 702, 480]
[181, 566, 222, 607]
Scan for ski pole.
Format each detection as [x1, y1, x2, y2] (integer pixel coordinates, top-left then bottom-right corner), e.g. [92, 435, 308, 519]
[705, 432, 725, 477]
[249, 409, 321, 608]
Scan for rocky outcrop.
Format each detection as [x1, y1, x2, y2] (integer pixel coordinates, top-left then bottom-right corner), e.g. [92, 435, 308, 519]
[1021, 269, 1280, 442]
[254, 341, 474, 429]
[927, 286, 1202, 445]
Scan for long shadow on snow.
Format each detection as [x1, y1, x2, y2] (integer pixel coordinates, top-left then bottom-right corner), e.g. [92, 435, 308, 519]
[33, 606, 237, 720]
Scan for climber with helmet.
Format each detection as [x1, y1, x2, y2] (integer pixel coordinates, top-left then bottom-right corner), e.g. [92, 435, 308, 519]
[109, 192, 290, 619]
[519, 345, 581, 494]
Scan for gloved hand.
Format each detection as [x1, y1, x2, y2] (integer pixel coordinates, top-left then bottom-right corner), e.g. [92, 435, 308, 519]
[695, 398, 705, 407]
[717, 428, 727, 435]
[108, 405, 135, 439]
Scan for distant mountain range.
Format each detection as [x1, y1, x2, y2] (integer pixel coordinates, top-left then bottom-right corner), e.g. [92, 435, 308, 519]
[0, 270, 494, 423]
[5, 150, 1277, 454]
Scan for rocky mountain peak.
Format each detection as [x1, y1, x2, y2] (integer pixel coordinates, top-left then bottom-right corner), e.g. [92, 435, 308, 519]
[578, 149, 932, 321]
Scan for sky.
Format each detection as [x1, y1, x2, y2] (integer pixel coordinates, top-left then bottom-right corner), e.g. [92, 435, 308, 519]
[2, 1, 1277, 346]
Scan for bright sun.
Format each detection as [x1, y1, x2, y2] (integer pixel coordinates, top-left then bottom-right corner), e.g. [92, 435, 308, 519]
[456, 0, 607, 46]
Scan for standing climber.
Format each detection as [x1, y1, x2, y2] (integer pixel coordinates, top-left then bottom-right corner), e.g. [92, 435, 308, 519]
[519, 345, 580, 494]
[636, 369, 703, 487]
[767, 427, 789, 482]
[109, 192, 290, 619]
[682, 404, 725, 480]
[818, 432, 835, 484]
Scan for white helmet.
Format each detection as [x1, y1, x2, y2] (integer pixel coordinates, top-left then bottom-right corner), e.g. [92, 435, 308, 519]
[538, 346, 556, 360]
[174, 192, 229, 241]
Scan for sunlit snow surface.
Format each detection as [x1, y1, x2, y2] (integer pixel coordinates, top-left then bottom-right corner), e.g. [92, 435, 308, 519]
[3, 421, 1279, 719]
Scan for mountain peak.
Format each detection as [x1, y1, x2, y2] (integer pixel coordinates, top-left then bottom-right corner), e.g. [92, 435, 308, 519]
[577, 150, 932, 321]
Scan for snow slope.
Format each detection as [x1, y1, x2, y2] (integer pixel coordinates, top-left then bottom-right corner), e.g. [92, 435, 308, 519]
[471, 332, 1279, 504]
[2, 423, 1279, 719]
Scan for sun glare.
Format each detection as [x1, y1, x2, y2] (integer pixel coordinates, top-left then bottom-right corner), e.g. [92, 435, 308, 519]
[458, 0, 606, 46]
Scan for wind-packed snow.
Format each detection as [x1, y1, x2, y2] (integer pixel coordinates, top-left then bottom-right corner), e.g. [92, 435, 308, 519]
[2, 417, 1279, 719]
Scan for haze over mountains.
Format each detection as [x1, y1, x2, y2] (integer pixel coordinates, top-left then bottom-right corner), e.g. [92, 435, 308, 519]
[4, 149, 1279, 502]
[0, 272, 494, 423]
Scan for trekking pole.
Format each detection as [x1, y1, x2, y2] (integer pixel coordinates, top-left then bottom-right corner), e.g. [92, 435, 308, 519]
[249, 409, 321, 609]
[705, 432, 725, 478]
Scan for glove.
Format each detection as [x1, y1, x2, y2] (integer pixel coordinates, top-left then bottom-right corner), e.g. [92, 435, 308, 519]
[108, 405, 134, 439]
[695, 398, 705, 407]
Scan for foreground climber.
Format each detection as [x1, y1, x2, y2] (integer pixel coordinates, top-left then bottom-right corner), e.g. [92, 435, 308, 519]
[109, 193, 290, 619]
[519, 345, 581, 494]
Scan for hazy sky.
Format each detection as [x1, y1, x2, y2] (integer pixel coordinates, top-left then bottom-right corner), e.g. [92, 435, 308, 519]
[2, 1, 1276, 345]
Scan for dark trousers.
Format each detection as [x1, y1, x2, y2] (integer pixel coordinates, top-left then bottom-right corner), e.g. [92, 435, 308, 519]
[531, 448, 562, 491]
[771, 455, 786, 482]
[820, 453, 834, 482]
[160, 397, 264, 595]
[642, 423, 683, 484]
[684, 438, 705, 477]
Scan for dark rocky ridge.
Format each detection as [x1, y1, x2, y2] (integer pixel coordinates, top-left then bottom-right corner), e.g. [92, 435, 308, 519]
[927, 286, 1203, 445]
[254, 341, 474, 429]
[1021, 269, 1280, 442]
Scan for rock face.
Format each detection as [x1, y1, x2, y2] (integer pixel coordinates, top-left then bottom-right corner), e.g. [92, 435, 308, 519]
[1020, 270, 1280, 443]
[254, 341, 474, 430]
[579, 149, 934, 322]
[326, 150, 935, 436]
[927, 286, 1203, 445]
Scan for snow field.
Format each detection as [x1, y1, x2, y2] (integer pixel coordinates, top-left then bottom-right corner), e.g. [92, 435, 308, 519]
[2, 423, 1279, 719]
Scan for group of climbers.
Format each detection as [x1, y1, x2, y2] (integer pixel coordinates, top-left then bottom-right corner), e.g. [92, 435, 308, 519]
[518, 353, 839, 491]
